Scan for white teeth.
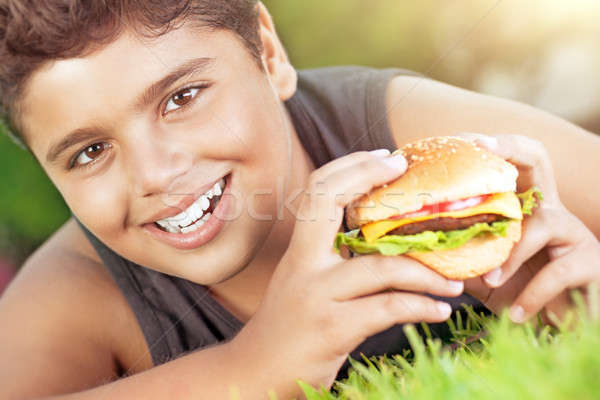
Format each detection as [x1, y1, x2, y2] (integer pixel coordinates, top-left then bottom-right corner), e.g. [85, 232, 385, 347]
[187, 202, 202, 223]
[200, 196, 210, 211]
[171, 210, 187, 222]
[180, 216, 207, 234]
[213, 181, 222, 196]
[156, 219, 181, 233]
[180, 226, 193, 234]
[165, 225, 180, 234]
[179, 210, 194, 228]
[181, 223, 197, 234]
[155, 177, 226, 232]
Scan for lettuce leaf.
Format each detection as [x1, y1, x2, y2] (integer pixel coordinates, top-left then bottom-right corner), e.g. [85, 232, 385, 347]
[334, 187, 543, 256]
[334, 221, 511, 256]
[517, 186, 543, 216]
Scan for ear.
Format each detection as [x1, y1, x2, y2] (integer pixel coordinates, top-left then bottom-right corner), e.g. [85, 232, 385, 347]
[256, 2, 297, 101]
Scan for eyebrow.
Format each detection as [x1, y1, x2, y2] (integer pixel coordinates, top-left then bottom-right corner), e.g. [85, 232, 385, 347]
[133, 57, 215, 111]
[45, 57, 215, 164]
[46, 126, 108, 164]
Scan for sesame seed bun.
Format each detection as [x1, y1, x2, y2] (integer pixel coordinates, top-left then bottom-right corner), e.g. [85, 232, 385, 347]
[346, 136, 518, 229]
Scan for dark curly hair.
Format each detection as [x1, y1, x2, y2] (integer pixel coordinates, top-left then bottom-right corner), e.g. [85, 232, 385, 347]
[0, 0, 263, 149]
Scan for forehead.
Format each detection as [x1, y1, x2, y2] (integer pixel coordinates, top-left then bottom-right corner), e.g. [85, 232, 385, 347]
[20, 25, 249, 155]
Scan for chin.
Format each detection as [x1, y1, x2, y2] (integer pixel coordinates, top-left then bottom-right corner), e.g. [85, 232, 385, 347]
[158, 212, 277, 285]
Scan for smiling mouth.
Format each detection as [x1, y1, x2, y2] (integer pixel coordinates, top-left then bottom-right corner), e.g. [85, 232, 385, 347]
[154, 175, 228, 234]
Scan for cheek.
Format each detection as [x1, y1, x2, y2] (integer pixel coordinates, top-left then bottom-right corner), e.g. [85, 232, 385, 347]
[57, 167, 128, 235]
[197, 81, 292, 220]
[224, 91, 291, 191]
[183, 77, 291, 178]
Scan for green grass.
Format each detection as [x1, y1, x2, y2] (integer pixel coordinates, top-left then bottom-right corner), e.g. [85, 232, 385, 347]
[299, 291, 600, 400]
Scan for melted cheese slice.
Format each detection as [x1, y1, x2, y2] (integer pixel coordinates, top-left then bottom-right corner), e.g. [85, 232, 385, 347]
[361, 192, 522, 242]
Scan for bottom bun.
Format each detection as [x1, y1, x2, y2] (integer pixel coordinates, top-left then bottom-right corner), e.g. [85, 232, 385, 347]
[406, 220, 522, 280]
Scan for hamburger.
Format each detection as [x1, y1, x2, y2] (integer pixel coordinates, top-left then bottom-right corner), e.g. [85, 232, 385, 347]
[334, 136, 542, 280]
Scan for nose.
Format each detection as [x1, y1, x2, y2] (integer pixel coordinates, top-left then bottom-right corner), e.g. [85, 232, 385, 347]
[125, 129, 193, 198]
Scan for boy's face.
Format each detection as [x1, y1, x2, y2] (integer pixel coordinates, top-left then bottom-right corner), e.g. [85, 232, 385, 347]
[19, 20, 299, 284]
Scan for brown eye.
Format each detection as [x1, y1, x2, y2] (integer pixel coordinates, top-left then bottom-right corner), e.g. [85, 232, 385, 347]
[85, 143, 104, 158]
[173, 89, 193, 106]
[73, 142, 111, 167]
[164, 87, 200, 114]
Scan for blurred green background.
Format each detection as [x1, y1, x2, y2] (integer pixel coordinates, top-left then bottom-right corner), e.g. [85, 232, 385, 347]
[2, 0, 600, 270]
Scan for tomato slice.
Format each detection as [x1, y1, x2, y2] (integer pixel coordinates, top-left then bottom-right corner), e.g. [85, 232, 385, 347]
[388, 194, 493, 220]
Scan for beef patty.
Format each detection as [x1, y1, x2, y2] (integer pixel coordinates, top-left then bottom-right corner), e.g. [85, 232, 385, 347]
[388, 213, 503, 236]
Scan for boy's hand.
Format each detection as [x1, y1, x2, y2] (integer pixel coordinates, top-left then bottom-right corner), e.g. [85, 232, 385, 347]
[458, 133, 600, 324]
[231, 149, 464, 395]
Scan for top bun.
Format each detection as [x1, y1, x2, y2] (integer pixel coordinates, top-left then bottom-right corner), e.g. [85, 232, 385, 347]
[346, 136, 518, 229]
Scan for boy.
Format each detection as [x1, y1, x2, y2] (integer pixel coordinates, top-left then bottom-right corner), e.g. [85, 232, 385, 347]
[1, 1, 599, 399]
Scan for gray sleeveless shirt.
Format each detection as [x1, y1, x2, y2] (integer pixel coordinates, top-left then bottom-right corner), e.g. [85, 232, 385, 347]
[77, 66, 482, 381]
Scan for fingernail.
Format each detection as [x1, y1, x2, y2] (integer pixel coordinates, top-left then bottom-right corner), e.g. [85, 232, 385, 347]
[475, 136, 498, 150]
[509, 305, 524, 323]
[447, 280, 464, 292]
[457, 133, 498, 150]
[370, 148, 391, 157]
[381, 154, 407, 171]
[437, 302, 452, 317]
[483, 267, 502, 287]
